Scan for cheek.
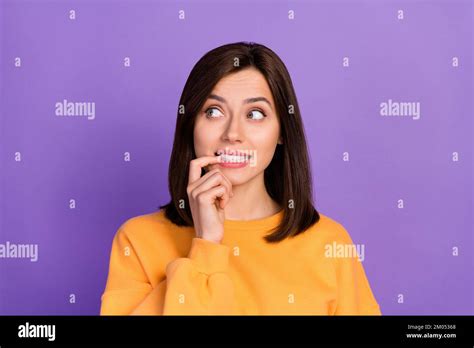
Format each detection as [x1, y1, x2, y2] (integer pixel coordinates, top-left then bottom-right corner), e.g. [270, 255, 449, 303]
[193, 119, 218, 156]
[248, 124, 280, 168]
[254, 144, 277, 171]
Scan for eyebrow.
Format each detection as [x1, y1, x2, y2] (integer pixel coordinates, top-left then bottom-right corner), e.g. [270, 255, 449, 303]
[207, 94, 273, 110]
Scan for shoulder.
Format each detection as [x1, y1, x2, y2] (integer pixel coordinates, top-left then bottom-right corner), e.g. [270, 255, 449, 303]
[108, 210, 193, 286]
[120, 209, 171, 232]
[115, 209, 190, 246]
[112, 209, 193, 270]
[301, 212, 354, 246]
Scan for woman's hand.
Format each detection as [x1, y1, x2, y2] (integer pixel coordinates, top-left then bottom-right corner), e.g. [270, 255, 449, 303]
[187, 156, 234, 244]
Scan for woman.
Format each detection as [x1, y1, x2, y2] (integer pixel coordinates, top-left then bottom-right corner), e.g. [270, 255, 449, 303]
[100, 42, 381, 315]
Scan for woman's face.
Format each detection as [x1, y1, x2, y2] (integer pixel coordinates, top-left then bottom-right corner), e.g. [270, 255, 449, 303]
[193, 67, 282, 186]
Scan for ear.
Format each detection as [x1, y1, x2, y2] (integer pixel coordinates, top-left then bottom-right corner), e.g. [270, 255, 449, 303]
[277, 136, 283, 145]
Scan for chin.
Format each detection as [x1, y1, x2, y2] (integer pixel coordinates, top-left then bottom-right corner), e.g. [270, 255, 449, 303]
[218, 168, 252, 186]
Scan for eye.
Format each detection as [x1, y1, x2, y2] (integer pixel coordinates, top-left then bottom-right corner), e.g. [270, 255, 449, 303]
[247, 109, 266, 120]
[204, 107, 224, 119]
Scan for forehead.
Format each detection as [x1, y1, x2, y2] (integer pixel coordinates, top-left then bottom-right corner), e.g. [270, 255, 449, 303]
[210, 68, 274, 103]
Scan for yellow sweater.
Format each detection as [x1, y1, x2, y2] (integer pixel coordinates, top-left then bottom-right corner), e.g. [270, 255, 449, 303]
[100, 209, 381, 315]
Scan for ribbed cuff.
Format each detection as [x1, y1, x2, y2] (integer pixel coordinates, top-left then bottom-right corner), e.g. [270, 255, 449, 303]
[187, 237, 231, 274]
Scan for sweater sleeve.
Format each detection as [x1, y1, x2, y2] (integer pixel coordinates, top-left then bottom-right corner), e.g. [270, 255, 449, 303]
[332, 225, 382, 316]
[100, 227, 238, 315]
[162, 237, 238, 315]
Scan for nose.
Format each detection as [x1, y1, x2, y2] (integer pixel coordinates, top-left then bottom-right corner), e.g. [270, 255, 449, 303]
[221, 114, 243, 143]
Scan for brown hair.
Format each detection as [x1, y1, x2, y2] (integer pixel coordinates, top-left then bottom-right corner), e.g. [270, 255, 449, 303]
[159, 41, 320, 243]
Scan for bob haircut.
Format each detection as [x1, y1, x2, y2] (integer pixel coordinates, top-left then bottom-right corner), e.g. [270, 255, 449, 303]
[160, 41, 320, 243]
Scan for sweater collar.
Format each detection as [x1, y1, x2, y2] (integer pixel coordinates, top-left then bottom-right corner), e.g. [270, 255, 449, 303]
[223, 209, 284, 233]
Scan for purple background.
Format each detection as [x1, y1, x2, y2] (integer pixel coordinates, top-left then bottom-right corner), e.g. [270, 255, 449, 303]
[0, 0, 472, 315]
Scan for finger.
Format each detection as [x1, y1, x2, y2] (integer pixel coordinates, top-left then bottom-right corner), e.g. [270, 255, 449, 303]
[188, 168, 233, 197]
[190, 171, 233, 199]
[191, 176, 231, 206]
[216, 170, 233, 197]
[187, 168, 221, 193]
[215, 186, 229, 210]
[188, 156, 222, 186]
[197, 185, 230, 208]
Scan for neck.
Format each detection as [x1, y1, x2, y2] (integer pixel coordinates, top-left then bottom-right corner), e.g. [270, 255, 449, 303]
[224, 173, 281, 220]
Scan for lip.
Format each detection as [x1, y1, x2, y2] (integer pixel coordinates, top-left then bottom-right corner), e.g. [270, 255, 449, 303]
[217, 161, 248, 169]
[215, 149, 252, 168]
[215, 149, 252, 158]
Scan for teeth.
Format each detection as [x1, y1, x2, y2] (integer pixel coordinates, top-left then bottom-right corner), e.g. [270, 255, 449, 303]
[215, 150, 252, 163]
[220, 154, 249, 163]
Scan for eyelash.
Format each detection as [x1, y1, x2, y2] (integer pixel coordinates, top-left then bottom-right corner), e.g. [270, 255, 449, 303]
[204, 106, 267, 120]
